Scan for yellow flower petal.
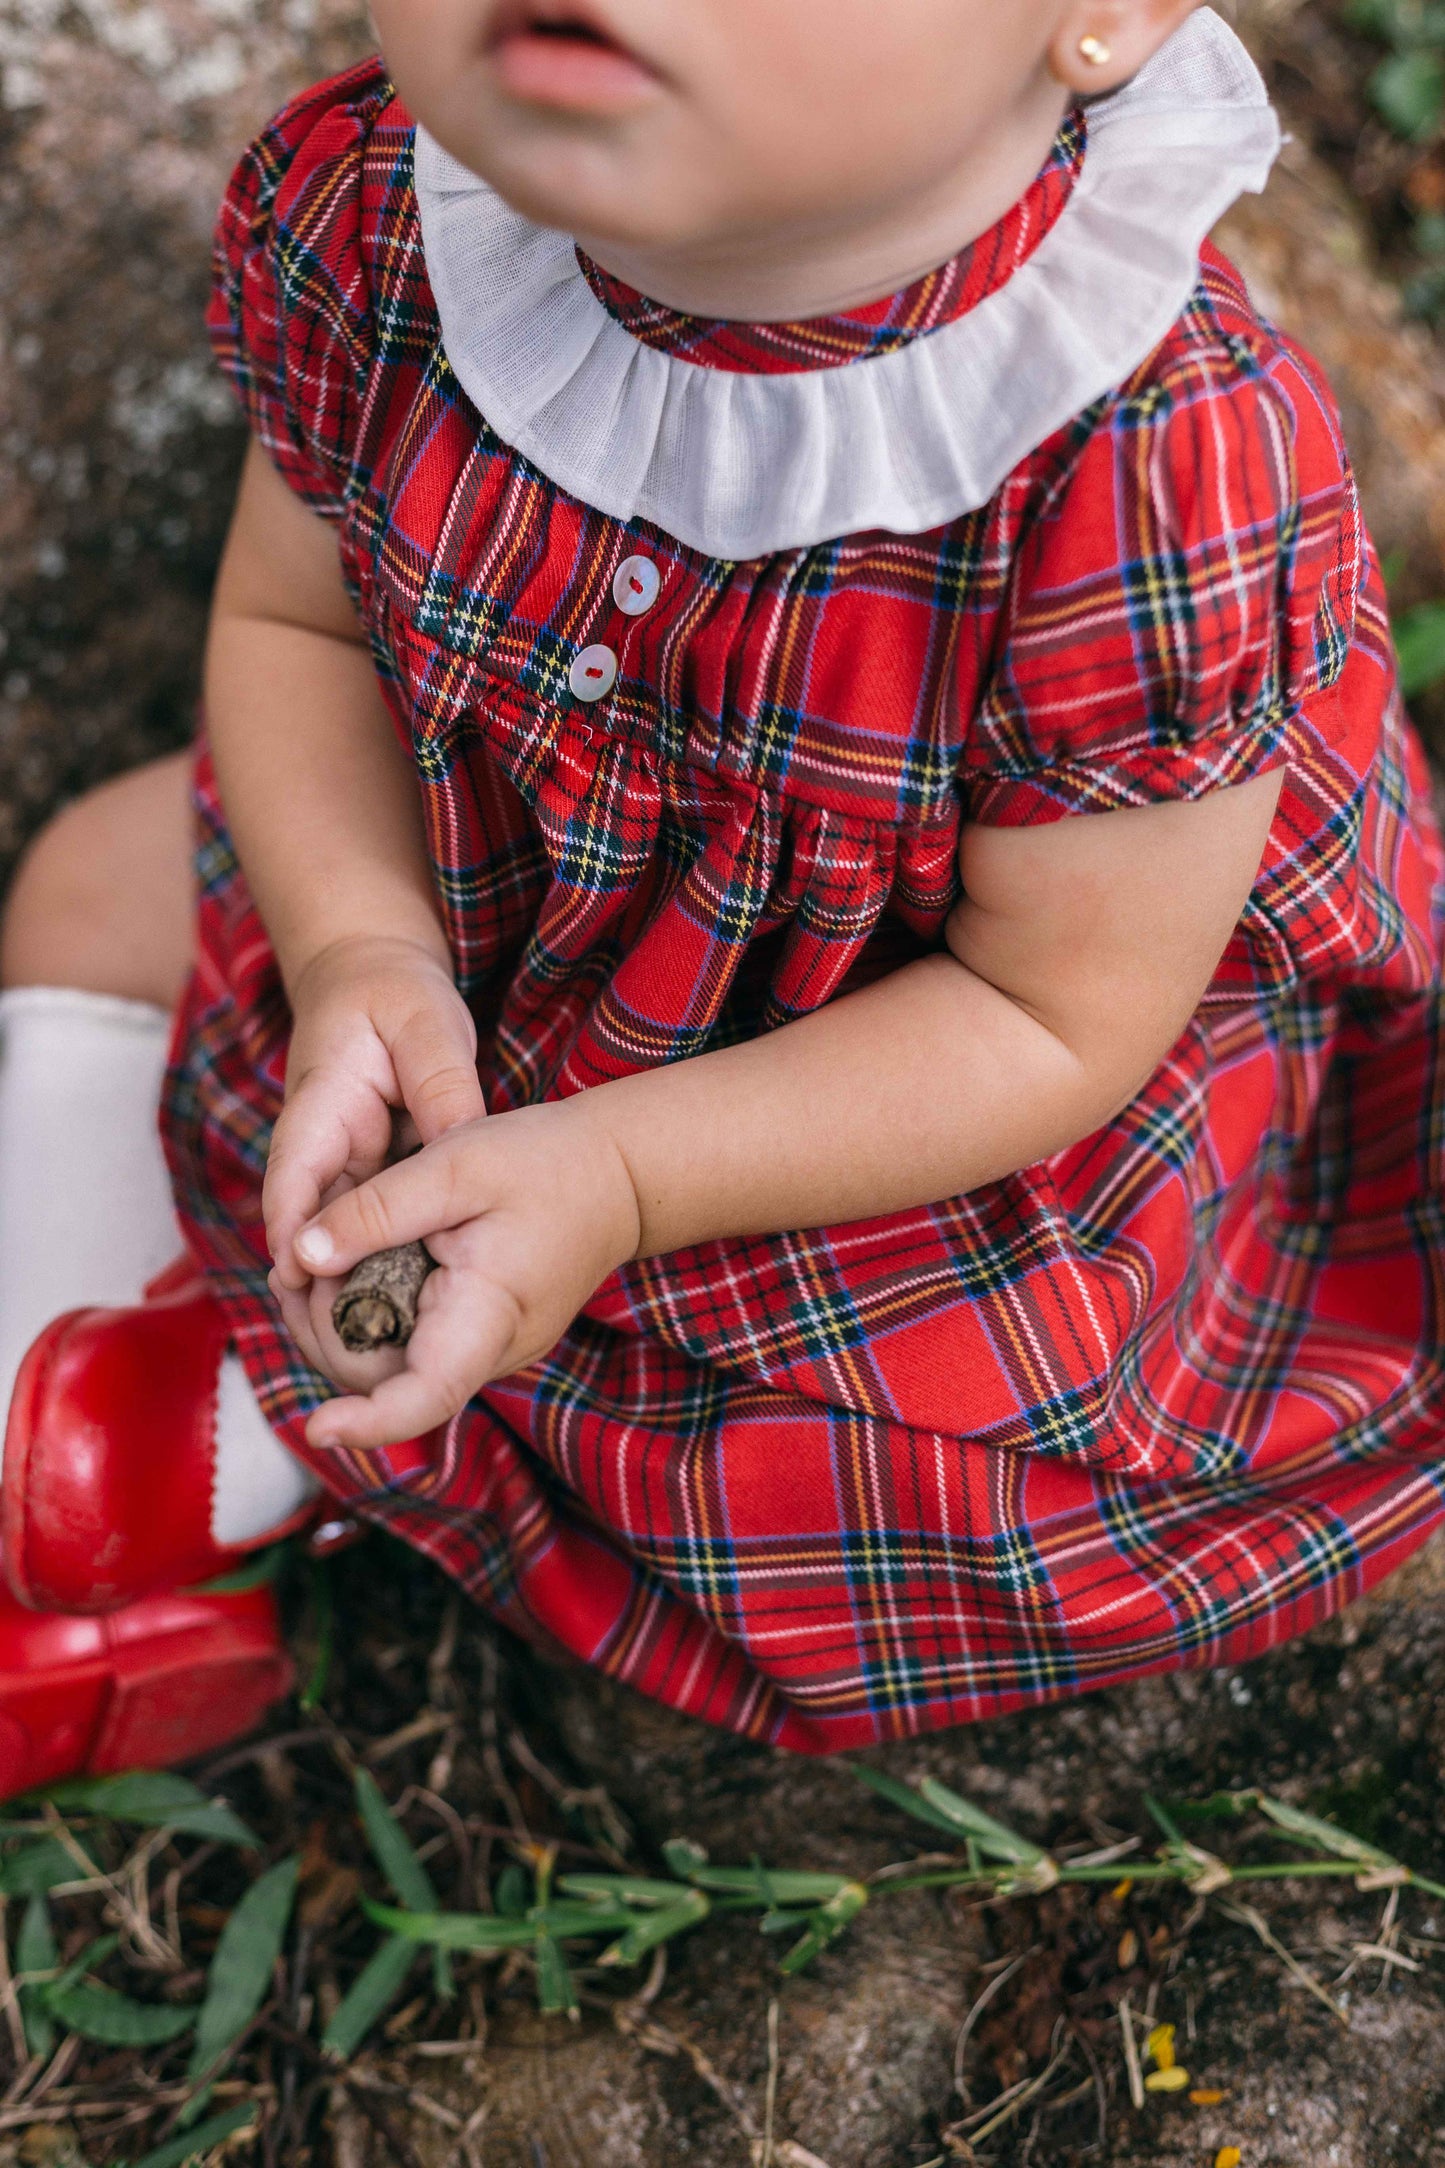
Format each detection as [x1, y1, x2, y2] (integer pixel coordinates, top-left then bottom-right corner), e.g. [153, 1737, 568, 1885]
[1144, 2067, 1190, 2093]
[1215, 2150, 1243, 2168]
[1190, 2089, 1229, 2106]
[1117, 1928, 1139, 1969]
[1146, 2022, 1176, 2070]
[1111, 1877, 1134, 1901]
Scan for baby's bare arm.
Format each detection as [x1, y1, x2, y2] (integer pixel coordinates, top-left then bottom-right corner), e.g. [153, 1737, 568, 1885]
[207, 442, 486, 1288]
[205, 441, 447, 990]
[584, 768, 1285, 1256]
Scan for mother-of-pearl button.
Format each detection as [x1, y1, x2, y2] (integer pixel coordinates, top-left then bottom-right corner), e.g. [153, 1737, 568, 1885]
[613, 554, 661, 616]
[569, 643, 619, 703]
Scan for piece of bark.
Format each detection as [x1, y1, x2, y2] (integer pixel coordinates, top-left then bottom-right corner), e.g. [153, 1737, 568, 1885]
[332, 1241, 435, 1352]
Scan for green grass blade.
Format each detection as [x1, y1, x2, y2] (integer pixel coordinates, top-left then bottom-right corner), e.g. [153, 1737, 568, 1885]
[46, 1933, 120, 2000]
[31, 1773, 255, 1849]
[353, 1770, 453, 2001]
[779, 1884, 869, 1977]
[682, 1866, 851, 1904]
[495, 1863, 531, 1919]
[598, 1892, 710, 1968]
[849, 1764, 987, 1841]
[916, 1778, 1048, 1868]
[558, 1874, 690, 1910]
[130, 2104, 256, 2168]
[0, 1837, 97, 1897]
[186, 1543, 291, 1595]
[661, 1838, 709, 1879]
[321, 1937, 419, 2061]
[360, 1896, 538, 1949]
[45, 1981, 197, 2047]
[182, 1856, 299, 2110]
[1253, 1795, 1400, 1871]
[16, 1895, 57, 2060]
[534, 1931, 578, 2019]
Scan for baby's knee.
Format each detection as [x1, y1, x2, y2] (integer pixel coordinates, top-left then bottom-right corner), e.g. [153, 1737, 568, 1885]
[0, 754, 194, 1007]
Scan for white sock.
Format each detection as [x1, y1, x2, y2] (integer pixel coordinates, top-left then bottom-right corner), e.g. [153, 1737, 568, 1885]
[0, 985, 316, 1545]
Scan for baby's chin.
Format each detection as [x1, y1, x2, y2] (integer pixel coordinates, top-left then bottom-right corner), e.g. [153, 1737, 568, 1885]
[425, 103, 752, 254]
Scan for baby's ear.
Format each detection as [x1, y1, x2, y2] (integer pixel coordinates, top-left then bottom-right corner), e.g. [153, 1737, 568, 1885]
[1048, 0, 1201, 99]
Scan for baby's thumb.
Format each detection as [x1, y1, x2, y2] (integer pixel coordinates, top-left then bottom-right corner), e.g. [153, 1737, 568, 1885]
[391, 1001, 486, 1144]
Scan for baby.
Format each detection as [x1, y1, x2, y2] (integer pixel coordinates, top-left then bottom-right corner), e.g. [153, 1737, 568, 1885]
[1, 0, 1442, 1788]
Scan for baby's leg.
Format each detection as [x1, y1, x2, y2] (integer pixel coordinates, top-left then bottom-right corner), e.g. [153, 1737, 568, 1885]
[0, 754, 315, 1543]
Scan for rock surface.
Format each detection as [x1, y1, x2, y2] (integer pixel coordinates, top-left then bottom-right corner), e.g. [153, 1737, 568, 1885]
[0, 4, 1443, 2164]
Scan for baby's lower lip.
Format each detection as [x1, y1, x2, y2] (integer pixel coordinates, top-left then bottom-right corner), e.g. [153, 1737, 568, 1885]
[489, 29, 663, 114]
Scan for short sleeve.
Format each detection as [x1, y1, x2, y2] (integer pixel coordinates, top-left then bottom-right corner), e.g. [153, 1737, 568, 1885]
[962, 317, 1364, 826]
[207, 61, 391, 522]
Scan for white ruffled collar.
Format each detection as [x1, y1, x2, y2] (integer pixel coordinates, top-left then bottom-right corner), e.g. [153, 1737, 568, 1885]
[414, 8, 1280, 562]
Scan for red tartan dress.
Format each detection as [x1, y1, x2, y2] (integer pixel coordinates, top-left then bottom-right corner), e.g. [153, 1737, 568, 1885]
[164, 23, 1445, 1750]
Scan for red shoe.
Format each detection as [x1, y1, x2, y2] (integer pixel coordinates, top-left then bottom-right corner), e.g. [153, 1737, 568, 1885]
[0, 1571, 293, 1801]
[2, 1261, 323, 1616]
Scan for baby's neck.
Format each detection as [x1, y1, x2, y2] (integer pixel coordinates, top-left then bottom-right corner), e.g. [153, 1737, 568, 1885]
[576, 79, 1071, 325]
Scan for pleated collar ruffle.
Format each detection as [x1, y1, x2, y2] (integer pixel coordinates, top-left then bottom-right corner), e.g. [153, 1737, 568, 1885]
[415, 8, 1280, 560]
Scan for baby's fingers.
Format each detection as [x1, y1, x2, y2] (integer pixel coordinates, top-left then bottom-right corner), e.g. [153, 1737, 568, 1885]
[292, 1136, 473, 1279]
[265, 1076, 392, 1286]
[389, 996, 485, 1145]
[304, 1283, 519, 1450]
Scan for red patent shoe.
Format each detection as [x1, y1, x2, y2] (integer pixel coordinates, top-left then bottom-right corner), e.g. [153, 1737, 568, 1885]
[0, 1572, 293, 1801]
[2, 1260, 324, 1616]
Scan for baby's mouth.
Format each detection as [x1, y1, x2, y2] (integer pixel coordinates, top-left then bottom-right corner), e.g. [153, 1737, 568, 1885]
[487, 3, 665, 114]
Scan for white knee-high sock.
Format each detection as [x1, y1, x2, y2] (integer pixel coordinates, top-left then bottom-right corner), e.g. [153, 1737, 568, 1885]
[0, 985, 316, 1545]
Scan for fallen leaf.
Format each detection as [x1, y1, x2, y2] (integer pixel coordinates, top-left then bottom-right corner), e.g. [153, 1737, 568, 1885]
[1144, 2066, 1190, 2092]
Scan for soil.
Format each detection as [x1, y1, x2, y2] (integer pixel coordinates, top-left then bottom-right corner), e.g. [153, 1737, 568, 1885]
[0, 3, 1443, 2163]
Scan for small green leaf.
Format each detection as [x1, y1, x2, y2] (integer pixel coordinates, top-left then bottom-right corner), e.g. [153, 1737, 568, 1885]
[354, 1770, 453, 2001]
[661, 1837, 709, 1879]
[130, 2103, 256, 2168]
[850, 1764, 981, 1841]
[1394, 600, 1445, 698]
[598, 1891, 710, 1968]
[45, 1980, 197, 2046]
[915, 1778, 1051, 1873]
[534, 1931, 578, 2019]
[495, 1863, 531, 1919]
[16, 1895, 58, 2060]
[361, 1896, 538, 1949]
[558, 1873, 693, 1910]
[1253, 1795, 1401, 1873]
[47, 1933, 120, 2000]
[183, 1856, 299, 2111]
[681, 1866, 851, 1904]
[0, 1837, 96, 1897]
[530, 1907, 636, 1942]
[321, 1937, 419, 2061]
[34, 1773, 256, 1849]
[779, 1883, 869, 1977]
[187, 1543, 291, 1595]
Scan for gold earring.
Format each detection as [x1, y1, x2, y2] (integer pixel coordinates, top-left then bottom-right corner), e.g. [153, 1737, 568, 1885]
[1078, 33, 1113, 66]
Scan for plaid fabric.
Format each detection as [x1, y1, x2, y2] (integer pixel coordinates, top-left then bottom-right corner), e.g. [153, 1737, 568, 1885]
[574, 111, 1086, 374]
[168, 61, 1445, 1751]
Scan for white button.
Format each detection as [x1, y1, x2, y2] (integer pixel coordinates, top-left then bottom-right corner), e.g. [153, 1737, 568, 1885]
[569, 643, 619, 703]
[613, 555, 661, 617]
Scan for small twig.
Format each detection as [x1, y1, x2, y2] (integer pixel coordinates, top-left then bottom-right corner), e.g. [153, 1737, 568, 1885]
[1118, 1994, 1145, 2112]
[0, 1901, 30, 2070]
[953, 1949, 1035, 2108]
[1218, 1900, 1350, 2024]
[333, 1242, 434, 1353]
[760, 1997, 781, 2168]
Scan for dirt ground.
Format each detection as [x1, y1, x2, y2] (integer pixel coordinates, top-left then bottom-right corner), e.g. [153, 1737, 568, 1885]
[0, 3, 1443, 2163]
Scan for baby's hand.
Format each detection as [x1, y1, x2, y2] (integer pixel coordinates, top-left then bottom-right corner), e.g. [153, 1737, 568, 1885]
[277, 1096, 643, 1451]
[264, 933, 485, 1289]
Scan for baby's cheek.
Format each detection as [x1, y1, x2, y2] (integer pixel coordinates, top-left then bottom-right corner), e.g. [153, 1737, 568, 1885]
[306, 1275, 408, 1394]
